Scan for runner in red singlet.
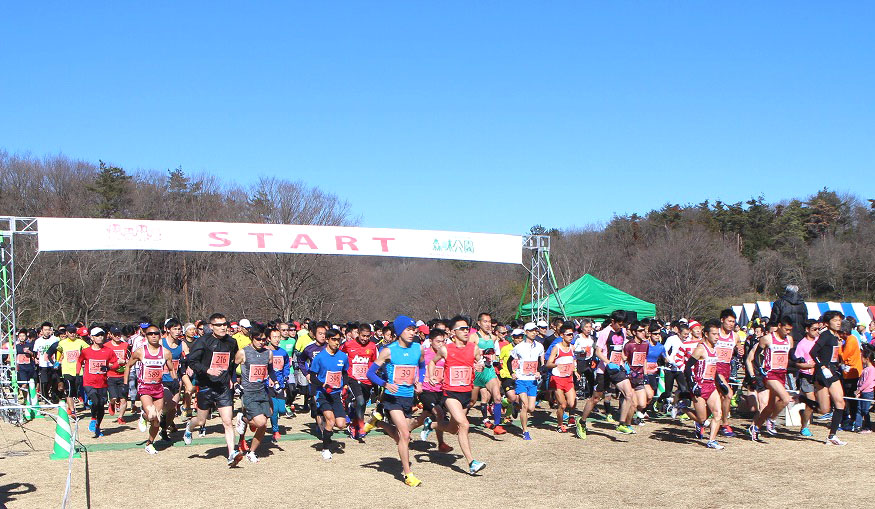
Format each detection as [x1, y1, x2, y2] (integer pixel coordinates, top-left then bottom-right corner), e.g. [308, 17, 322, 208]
[686, 320, 725, 449]
[124, 324, 175, 455]
[716, 309, 740, 437]
[749, 317, 795, 441]
[340, 323, 378, 439]
[421, 316, 486, 475]
[544, 323, 578, 433]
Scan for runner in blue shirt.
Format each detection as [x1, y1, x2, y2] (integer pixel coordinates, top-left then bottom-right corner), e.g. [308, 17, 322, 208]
[309, 329, 349, 460]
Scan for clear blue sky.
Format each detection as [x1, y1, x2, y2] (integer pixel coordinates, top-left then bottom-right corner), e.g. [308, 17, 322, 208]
[2, 2, 872, 234]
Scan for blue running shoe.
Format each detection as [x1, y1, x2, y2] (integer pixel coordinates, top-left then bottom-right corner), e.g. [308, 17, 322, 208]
[89, 419, 97, 433]
[522, 431, 532, 441]
[694, 422, 703, 439]
[469, 459, 486, 475]
[420, 417, 434, 442]
[800, 427, 813, 437]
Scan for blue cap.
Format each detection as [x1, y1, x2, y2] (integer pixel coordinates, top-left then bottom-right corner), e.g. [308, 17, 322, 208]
[392, 315, 416, 335]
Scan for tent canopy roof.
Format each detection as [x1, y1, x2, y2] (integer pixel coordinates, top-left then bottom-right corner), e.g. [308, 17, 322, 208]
[519, 274, 656, 319]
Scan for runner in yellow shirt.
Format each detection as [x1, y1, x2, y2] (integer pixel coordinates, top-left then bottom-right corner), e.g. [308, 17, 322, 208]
[56, 327, 90, 416]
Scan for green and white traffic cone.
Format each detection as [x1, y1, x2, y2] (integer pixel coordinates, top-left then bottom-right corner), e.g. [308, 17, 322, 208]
[27, 379, 43, 419]
[656, 370, 665, 398]
[49, 406, 81, 460]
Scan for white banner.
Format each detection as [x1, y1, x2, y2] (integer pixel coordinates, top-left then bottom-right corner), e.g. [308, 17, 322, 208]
[37, 217, 522, 264]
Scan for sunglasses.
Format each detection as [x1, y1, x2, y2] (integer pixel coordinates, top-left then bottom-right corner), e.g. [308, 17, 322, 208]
[454, 326, 470, 331]
[562, 332, 574, 337]
[145, 331, 160, 336]
[211, 322, 229, 327]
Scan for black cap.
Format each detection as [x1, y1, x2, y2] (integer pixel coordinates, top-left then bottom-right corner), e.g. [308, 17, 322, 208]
[109, 325, 122, 335]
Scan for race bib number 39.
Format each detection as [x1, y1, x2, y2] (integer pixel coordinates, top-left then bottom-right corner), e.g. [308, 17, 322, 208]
[393, 365, 416, 385]
[249, 364, 268, 383]
[209, 352, 230, 371]
[447, 366, 472, 387]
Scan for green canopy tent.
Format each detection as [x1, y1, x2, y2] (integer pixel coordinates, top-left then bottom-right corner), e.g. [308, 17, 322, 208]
[518, 274, 656, 319]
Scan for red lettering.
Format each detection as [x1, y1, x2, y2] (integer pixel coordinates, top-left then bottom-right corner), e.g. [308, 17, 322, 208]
[290, 234, 318, 250]
[208, 232, 231, 247]
[248, 232, 272, 249]
[373, 237, 394, 252]
[335, 235, 358, 251]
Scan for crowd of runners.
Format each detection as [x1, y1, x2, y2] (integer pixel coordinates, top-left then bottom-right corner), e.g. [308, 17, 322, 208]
[5, 308, 875, 486]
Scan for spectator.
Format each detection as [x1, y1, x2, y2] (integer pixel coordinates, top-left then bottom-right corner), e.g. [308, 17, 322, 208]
[769, 284, 808, 342]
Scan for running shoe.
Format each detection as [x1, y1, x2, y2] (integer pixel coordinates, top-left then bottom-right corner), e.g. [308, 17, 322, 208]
[706, 440, 725, 450]
[678, 413, 690, 421]
[198, 425, 207, 438]
[493, 425, 507, 435]
[272, 431, 281, 443]
[321, 449, 333, 461]
[108, 401, 115, 415]
[234, 413, 246, 435]
[144, 442, 157, 455]
[404, 472, 422, 487]
[563, 412, 569, 422]
[814, 412, 832, 422]
[238, 437, 249, 452]
[694, 422, 704, 439]
[721, 425, 736, 437]
[748, 424, 760, 442]
[616, 424, 635, 434]
[183, 423, 193, 445]
[246, 451, 258, 463]
[483, 420, 494, 429]
[763, 419, 777, 436]
[703, 418, 711, 428]
[438, 442, 454, 452]
[826, 435, 847, 446]
[363, 411, 382, 434]
[93, 429, 104, 439]
[468, 459, 486, 475]
[138, 414, 147, 433]
[89, 419, 97, 433]
[557, 425, 568, 433]
[668, 403, 678, 419]
[635, 411, 646, 420]
[420, 416, 434, 442]
[860, 429, 873, 434]
[160, 429, 170, 442]
[116, 417, 124, 425]
[575, 418, 586, 439]
[800, 427, 813, 437]
[228, 450, 244, 467]
[522, 431, 532, 441]
[605, 414, 616, 423]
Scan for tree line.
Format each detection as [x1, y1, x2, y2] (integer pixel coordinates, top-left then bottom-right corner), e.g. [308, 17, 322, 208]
[1, 150, 872, 325]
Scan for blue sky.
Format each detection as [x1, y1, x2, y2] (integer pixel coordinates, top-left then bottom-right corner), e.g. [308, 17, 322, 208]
[2, 2, 872, 234]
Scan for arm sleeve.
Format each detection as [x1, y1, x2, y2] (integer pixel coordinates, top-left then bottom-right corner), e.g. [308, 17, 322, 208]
[367, 362, 387, 387]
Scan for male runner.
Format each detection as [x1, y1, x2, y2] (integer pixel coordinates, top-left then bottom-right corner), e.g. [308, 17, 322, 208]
[183, 313, 243, 466]
[76, 327, 120, 438]
[298, 322, 329, 418]
[160, 319, 184, 440]
[544, 323, 579, 433]
[793, 319, 821, 437]
[234, 324, 273, 463]
[33, 322, 60, 404]
[809, 310, 848, 445]
[749, 317, 795, 441]
[267, 327, 290, 442]
[420, 328, 452, 451]
[510, 322, 544, 439]
[623, 322, 650, 426]
[309, 329, 350, 461]
[470, 312, 506, 435]
[124, 324, 175, 454]
[685, 320, 726, 450]
[421, 316, 487, 475]
[341, 322, 378, 438]
[56, 327, 89, 417]
[365, 315, 425, 486]
[716, 309, 740, 437]
[106, 326, 130, 424]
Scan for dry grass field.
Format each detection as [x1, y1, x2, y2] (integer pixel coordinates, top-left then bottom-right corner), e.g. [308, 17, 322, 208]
[1, 405, 870, 509]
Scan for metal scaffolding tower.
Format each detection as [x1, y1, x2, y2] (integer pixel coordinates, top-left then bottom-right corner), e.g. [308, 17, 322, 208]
[518, 234, 566, 323]
[0, 217, 38, 403]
